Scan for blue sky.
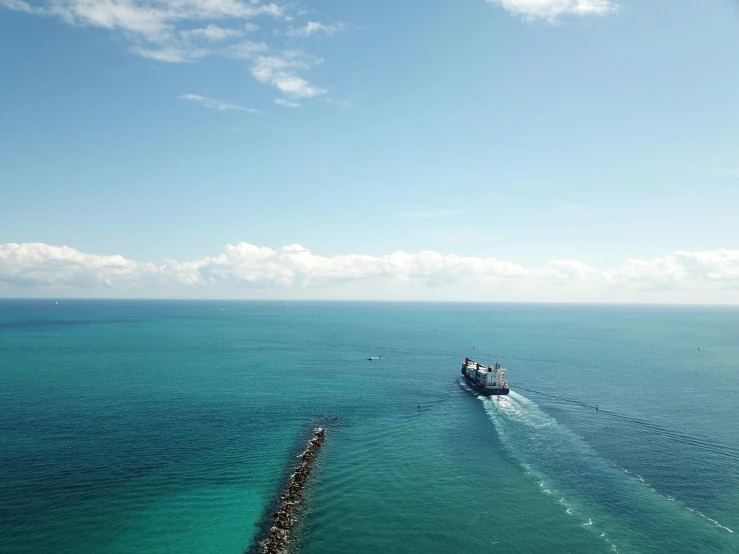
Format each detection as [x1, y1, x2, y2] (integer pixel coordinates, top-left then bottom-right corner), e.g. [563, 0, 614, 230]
[1, 0, 739, 301]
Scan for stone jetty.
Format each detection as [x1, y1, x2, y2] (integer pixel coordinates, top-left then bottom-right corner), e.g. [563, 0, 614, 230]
[259, 427, 326, 554]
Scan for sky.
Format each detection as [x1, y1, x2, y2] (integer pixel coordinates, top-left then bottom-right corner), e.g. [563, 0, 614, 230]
[1, 0, 739, 302]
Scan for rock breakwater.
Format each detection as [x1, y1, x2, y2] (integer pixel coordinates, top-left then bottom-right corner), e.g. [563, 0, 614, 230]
[259, 427, 326, 554]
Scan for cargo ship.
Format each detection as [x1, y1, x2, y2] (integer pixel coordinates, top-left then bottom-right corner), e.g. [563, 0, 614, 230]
[461, 358, 509, 395]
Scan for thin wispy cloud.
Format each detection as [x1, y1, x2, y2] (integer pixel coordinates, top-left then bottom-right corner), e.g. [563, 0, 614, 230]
[275, 98, 300, 107]
[179, 93, 261, 113]
[284, 21, 345, 37]
[133, 46, 208, 63]
[487, 0, 617, 22]
[0, 0, 40, 14]
[228, 41, 269, 59]
[181, 24, 243, 41]
[1, 0, 334, 104]
[35, 0, 284, 41]
[0, 0, 281, 46]
[251, 53, 327, 97]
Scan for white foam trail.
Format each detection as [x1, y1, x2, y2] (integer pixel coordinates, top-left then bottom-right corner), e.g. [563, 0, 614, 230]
[479, 390, 736, 550]
[481, 392, 608, 543]
[694, 510, 734, 534]
[616, 464, 735, 534]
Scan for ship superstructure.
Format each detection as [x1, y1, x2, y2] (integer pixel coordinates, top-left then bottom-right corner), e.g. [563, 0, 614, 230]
[461, 358, 509, 395]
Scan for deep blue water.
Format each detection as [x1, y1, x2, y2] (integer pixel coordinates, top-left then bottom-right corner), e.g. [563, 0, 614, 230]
[0, 300, 737, 553]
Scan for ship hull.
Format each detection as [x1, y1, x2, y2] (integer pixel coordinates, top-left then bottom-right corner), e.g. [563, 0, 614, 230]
[463, 374, 509, 395]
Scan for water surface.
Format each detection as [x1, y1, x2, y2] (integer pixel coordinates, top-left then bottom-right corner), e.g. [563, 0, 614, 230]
[1, 301, 737, 552]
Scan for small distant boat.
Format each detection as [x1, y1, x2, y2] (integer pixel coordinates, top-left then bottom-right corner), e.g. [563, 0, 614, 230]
[461, 357, 509, 395]
[367, 355, 383, 361]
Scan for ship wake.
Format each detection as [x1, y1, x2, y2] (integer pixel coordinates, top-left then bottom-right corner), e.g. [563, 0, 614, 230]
[478, 391, 736, 552]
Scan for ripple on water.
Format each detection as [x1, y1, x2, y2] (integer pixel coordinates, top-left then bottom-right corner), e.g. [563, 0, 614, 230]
[480, 392, 737, 553]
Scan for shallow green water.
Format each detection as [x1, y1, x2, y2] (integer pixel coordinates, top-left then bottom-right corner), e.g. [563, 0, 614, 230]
[1, 301, 737, 552]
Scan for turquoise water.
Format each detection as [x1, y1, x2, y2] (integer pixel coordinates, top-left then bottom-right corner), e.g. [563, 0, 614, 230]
[1, 300, 737, 553]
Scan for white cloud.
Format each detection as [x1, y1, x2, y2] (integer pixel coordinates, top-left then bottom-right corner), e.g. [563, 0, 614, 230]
[0, 0, 285, 45]
[540, 259, 599, 280]
[228, 40, 269, 59]
[179, 93, 261, 113]
[603, 250, 739, 289]
[4, 243, 739, 302]
[673, 250, 739, 283]
[274, 98, 300, 107]
[181, 24, 242, 41]
[284, 21, 344, 38]
[133, 46, 207, 63]
[0, 243, 149, 287]
[487, 0, 617, 22]
[1, 0, 334, 102]
[0, 242, 527, 290]
[604, 256, 687, 288]
[181, 244, 530, 288]
[250, 53, 327, 97]
[0, 0, 41, 14]
[43, 0, 285, 40]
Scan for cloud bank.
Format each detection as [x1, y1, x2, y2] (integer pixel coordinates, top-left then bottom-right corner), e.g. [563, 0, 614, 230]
[0, 243, 527, 289]
[2, 242, 739, 303]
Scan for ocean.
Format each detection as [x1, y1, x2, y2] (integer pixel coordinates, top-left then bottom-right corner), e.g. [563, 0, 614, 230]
[0, 300, 737, 553]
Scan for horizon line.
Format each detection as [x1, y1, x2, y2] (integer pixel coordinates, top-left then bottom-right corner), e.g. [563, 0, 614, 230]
[1, 297, 738, 308]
